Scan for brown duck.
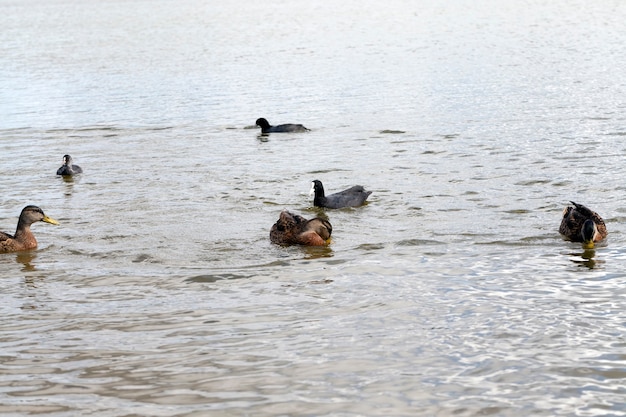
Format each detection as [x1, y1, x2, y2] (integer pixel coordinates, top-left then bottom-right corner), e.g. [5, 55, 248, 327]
[0, 206, 60, 253]
[559, 201, 607, 248]
[270, 210, 332, 246]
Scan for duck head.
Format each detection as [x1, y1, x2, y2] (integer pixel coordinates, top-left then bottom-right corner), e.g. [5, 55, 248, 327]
[581, 219, 598, 249]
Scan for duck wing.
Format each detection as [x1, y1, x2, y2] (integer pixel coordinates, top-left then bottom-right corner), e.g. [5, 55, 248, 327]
[296, 230, 329, 246]
[271, 123, 309, 133]
[324, 186, 372, 208]
[304, 218, 332, 240]
[0, 231, 15, 241]
[0, 231, 16, 252]
[559, 206, 582, 239]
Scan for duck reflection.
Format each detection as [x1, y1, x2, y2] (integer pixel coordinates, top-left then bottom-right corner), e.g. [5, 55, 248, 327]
[62, 174, 80, 196]
[16, 251, 37, 272]
[15, 253, 51, 299]
[302, 244, 334, 260]
[62, 175, 77, 184]
[569, 248, 603, 269]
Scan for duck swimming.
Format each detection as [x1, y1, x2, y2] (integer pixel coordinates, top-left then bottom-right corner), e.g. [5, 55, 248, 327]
[559, 201, 607, 248]
[255, 118, 309, 134]
[56, 154, 83, 176]
[310, 179, 372, 209]
[0, 206, 60, 253]
[270, 210, 332, 246]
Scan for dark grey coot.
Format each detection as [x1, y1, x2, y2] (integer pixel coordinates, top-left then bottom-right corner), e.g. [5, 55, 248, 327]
[310, 179, 372, 209]
[255, 118, 309, 133]
[56, 155, 83, 176]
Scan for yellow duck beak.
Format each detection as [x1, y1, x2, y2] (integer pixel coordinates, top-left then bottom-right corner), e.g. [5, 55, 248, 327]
[43, 215, 60, 225]
[582, 241, 594, 250]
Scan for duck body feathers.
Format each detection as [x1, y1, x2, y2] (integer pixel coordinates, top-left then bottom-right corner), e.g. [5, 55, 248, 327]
[559, 201, 607, 244]
[310, 180, 372, 209]
[270, 210, 332, 246]
[255, 118, 309, 134]
[0, 206, 59, 253]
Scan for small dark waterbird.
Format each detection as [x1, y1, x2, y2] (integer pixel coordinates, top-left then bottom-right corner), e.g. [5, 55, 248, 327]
[255, 117, 309, 134]
[56, 154, 83, 176]
[559, 201, 607, 248]
[270, 210, 332, 246]
[310, 179, 372, 209]
[0, 206, 60, 253]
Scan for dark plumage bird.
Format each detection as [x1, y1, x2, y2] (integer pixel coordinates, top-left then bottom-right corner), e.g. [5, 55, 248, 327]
[56, 154, 83, 176]
[559, 201, 607, 248]
[270, 210, 332, 246]
[255, 118, 309, 134]
[310, 179, 372, 209]
[0, 206, 60, 253]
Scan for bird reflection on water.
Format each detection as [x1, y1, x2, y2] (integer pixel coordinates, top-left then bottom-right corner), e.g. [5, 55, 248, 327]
[569, 248, 604, 269]
[302, 244, 334, 260]
[16, 251, 37, 272]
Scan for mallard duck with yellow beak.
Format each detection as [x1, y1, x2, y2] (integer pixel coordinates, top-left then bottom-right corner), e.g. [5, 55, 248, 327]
[559, 201, 607, 248]
[0, 206, 59, 253]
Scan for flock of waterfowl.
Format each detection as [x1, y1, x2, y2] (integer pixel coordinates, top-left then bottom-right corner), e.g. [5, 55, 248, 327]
[261, 118, 608, 250]
[0, 121, 609, 254]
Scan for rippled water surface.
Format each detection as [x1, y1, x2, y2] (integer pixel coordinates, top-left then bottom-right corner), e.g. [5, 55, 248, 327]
[2, 0, 626, 415]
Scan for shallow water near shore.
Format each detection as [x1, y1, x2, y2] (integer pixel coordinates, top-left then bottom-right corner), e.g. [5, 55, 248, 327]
[2, 0, 626, 415]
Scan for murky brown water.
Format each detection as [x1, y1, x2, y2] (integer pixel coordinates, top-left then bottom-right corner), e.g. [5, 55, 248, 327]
[2, 0, 626, 415]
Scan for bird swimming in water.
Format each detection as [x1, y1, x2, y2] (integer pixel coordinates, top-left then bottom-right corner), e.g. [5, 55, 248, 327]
[0, 206, 60, 253]
[270, 210, 332, 246]
[559, 201, 607, 248]
[255, 118, 309, 134]
[56, 154, 83, 176]
[310, 179, 372, 209]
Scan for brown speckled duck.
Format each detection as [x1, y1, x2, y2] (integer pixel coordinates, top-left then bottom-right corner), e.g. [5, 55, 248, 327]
[559, 201, 607, 248]
[270, 210, 332, 246]
[0, 206, 59, 253]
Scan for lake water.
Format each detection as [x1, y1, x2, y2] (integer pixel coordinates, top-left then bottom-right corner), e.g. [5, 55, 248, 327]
[2, 0, 626, 415]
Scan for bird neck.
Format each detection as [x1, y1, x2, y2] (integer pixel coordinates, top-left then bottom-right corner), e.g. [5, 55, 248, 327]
[14, 222, 37, 248]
